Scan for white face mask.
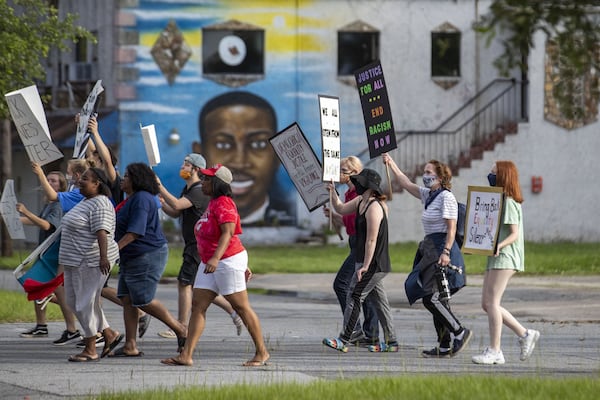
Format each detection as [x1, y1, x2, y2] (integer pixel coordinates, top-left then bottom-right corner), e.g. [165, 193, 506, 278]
[422, 174, 437, 188]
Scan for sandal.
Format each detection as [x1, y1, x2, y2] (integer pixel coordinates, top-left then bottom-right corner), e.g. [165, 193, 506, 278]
[322, 337, 348, 353]
[368, 342, 399, 353]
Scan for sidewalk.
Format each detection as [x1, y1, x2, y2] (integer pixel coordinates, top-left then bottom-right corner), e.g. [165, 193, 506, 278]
[1, 270, 599, 399]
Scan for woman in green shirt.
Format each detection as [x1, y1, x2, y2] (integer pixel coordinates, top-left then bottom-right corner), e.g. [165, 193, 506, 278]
[472, 161, 540, 365]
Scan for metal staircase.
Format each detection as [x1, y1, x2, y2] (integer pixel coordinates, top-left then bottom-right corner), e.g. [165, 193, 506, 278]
[362, 78, 527, 186]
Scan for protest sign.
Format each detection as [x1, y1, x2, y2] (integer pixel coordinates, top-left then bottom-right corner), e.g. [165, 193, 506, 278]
[462, 185, 505, 255]
[318, 95, 341, 182]
[0, 180, 26, 240]
[354, 60, 397, 159]
[73, 80, 104, 159]
[5, 85, 63, 166]
[269, 122, 329, 211]
[140, 124, 161, 166]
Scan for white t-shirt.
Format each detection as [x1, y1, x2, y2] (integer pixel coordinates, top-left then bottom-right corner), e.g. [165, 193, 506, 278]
[419, 187, 458, 235]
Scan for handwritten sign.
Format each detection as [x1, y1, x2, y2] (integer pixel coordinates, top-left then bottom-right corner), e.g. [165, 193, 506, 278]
[141, 124, 160, 166]
[318, 95, 341, 182]
[73, 80, 104, 159]
[462, 185, 504, 255]
[354, 60, 397, 158]
[4, 85, 63, 166]
[269, 122, 329, 212]
[0, 180, 26, 240]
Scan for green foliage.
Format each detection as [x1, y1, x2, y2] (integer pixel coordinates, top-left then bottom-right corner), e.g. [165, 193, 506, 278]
[0, 289, 64, 322]
[0, 0, 95, 118]
[89, 376, 600, 400]
[475, 1, 600, 76]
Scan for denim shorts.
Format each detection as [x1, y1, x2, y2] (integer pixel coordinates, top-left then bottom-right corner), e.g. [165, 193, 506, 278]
[117, 243, 168, 307]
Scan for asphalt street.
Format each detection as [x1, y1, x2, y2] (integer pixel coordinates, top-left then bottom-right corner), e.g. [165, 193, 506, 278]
[1, 270, 599, 399]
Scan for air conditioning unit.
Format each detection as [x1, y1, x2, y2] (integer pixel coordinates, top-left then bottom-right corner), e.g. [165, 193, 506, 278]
[67, 62, 97, 81]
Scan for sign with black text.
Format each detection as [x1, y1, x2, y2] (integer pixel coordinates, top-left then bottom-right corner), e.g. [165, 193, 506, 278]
[4, 85, 64, 166]
[73, 80, 104, 159]
[354, 60, 397, 158]
[318, 95, 341, 182]
[269, 122, 329, 212]
[462, 185, 505, 255]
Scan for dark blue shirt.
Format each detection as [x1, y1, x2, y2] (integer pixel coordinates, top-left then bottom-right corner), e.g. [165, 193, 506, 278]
[116, 190, 166, 263]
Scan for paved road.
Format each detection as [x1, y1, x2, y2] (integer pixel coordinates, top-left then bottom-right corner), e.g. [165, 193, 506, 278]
[1, 271, 599, 399]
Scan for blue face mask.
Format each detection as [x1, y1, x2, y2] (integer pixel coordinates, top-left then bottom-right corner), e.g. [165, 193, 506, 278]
[422, 175, 437, 188]
[487, 173, 497, 187]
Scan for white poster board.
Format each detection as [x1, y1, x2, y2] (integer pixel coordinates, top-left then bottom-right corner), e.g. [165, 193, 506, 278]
[73, 80, 104, 159]
[0, 180, 26, 240]
[140, 124, 160, 166]
[269, 122, 329, 212]
[4, 85, 63, 166]
[318, 95, 341, 182]
[462, 185, 505, 255]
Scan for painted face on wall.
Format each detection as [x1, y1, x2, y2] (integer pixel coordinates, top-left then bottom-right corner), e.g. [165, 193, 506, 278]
[196, 104, 278, 219]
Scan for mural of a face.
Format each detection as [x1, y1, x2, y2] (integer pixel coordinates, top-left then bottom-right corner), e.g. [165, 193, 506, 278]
[194, 98, 278, 221]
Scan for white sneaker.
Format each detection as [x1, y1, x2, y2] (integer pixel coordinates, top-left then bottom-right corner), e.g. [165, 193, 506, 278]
[472, 347, 505, 365]
[518, 329, 540, 361]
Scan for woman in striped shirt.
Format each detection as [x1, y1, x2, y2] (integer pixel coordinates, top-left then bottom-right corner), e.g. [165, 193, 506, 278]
[383, 153, 471, 358]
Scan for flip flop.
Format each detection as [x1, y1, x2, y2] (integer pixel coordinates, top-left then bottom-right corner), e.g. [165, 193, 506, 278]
[101, 333, 124, 358]
[138, 314, 151, 338]
[68, 353, 99, 362]
[160, 357, 192, 366]
[242, 359, 269, 367]
[107, 346, 144, 357]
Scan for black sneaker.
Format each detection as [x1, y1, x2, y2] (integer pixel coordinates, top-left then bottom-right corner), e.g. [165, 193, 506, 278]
[20, 325, 48, 338]
[53, 330, 81, 346]
[422, 347, 452, 358]
[76, 334, 105, 348]
[451, 328, 473, 356]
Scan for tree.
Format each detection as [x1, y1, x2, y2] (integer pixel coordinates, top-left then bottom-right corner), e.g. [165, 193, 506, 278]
[475, 0, 600, 120]
[0, 0, 94, 256]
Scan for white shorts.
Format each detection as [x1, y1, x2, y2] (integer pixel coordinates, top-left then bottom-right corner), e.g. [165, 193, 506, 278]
[193, 250, 248, 296]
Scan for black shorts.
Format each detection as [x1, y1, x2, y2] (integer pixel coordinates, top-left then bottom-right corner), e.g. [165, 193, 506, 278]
[177, 252, 200, 286]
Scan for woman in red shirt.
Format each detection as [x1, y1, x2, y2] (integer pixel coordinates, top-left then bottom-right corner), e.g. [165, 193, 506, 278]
[161, 164, 269, 367]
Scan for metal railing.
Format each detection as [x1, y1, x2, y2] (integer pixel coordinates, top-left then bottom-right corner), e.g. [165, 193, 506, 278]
[362, 78, 527, 181]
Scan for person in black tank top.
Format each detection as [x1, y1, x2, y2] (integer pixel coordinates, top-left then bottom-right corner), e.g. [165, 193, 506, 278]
[322, 169, 399, 353]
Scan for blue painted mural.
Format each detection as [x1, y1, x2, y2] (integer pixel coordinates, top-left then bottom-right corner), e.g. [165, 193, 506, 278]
[118, 0, 372, 227]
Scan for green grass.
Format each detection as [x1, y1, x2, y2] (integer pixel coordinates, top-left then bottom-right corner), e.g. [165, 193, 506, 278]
[2, 242, 599, 277]
[89, 376, 600, 400]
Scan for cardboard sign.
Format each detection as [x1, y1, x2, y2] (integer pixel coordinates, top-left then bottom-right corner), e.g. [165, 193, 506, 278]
[140, 124, 161, 166]
[269, 122, 329, 211]
[0, 180, 26, 240]
[318, 95, 341, 182]
[462, 185, 505, 255]
[73, 80, 104, 159]
[354, 60, 397, 158]
[5, 85, 63, 166]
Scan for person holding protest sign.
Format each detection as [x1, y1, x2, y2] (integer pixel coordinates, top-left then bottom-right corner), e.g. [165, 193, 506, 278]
[161, 164, 269, 367]
[59, 167, 123, 362]
[323, 156, 380, 346]
[471, 161, 540, 365]
[157, 153, 244, 339]
[382, 153, 471, 358]
[109, 163, 186, 357]
[322, 168, 399, 353]
[83, 115, 151, 345]
[18, 171, 69, 339]
[32, 159, 92, 346]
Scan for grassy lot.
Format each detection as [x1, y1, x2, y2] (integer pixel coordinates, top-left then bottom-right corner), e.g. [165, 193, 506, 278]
[2, 241, 599, 276]
[89, 375, 600, 400]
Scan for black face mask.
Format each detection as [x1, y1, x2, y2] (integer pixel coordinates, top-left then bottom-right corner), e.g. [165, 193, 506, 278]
[487, 173, 497, 187]
[355, 182, 367, 195]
